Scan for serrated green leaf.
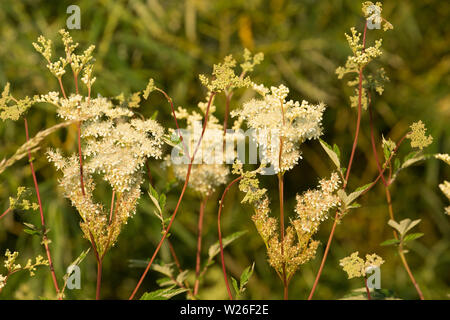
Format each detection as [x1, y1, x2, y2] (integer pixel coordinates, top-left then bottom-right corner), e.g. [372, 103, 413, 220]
[140, 287, 187, 300]
[152, 263, 174, 278]
[380, 238, 400, 246]
[319, 139, 340, 169]
[156, 277, 175, 287]
[231, 277, 239, 296]
[403, 233, 424, 243]
[346, 183, 371, 205]
[333, 144, 341, 160]
[176, 270, 189, 284]
[159, 193, 166, 212]
[63, 248, 90, 283]
[208, 230, 247, 259]
[239, 262, 255, 291]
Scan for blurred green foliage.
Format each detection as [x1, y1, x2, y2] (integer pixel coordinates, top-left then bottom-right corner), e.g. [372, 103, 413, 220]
[0, 0, 449, 299]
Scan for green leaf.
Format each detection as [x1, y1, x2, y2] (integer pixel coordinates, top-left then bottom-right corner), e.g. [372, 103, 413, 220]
[231, 277, 239, 296]
[140, 287, 188, 300]
[383, 144, 391, 162]
[159, 193, 166, 212]
[380, 238, 400, 246]
[401, 151, 425, 170]
[403, 233, 424, 243]
[239, 262, 255, 291]
[333, 144, 341, 160]
[23, 228, 41, 236]
[176, 270, 189, 284]
[346, 183, 372, 205]
[63, 248, 90, 284]
[156, 277, 175, 287]
[319, 139, 340, 169]
[128, 259, 150, 268]
[148, 185, 162, 219]
[152, 263, 174, 278]
[208, 230, 247, 260]
[388, 219, 421, 237]
[393, 158, 401, 172]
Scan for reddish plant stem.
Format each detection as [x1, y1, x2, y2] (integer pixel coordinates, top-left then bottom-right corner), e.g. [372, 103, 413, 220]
[398, 242, 425, 300]
[58, 78, 67, 99]
[343, 21, 368, 188]
[365, 277, 372, 300]
[96, 259, 103, 300]
[218, 176, 243, 300]
[307, 210, 339, 300]
[194, 196, 209, 295]
[155, 88, 189, 156]
[87, 231, 102, 300]
[369, 105, 424, 300]
[361, 134, 408, 197]
[129, 92, 216, 300]
[308, 22, 368, 299]
[24, 118, 61, 298]
[0, 207, 11, 220]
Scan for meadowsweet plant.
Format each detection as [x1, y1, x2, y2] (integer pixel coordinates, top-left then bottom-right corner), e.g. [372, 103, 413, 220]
[0, 2, 448, 302]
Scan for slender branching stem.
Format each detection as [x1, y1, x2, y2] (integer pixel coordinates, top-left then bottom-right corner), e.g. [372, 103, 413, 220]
[308, 21, 368, 299]
[364, 276, 372, 300]
[24, 118, 61, 299]
[58, 77, 67, 100]
[368, 104, 424, 300]
[0, 207, 11, 220]
[308, 210, 340, 300]
[398, 243, 425, 300]
[96, 259, 103, 300]
[194, 196, 209, 295]
[218, 176, 243, 300]
[129, 92, 216, 300]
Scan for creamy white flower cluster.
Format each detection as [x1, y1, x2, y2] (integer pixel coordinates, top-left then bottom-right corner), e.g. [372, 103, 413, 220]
[295, 172, 341, 234]
[232, 84, 325, 173]
[83, 117, 164, 193]
[166, 95, 229, 197]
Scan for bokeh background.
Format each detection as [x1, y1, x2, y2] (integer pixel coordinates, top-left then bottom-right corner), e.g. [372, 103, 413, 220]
[0, 0, 449, 300]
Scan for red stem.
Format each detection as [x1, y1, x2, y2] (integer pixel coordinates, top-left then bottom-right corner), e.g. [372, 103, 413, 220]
[24, 118, 61, 299]
[365, 277, 372, 300]
[96, 259, 102, 300]
[129, 92, 216, 300]
[369, 104, 424, 300]
[0, 207, 11, 220]
[307, 210, 339, 300]
[194, 196, 208, 295]
[218, 176, 243, 300]
[308, 22, 368, 299]
[58, 78, 67, 100]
